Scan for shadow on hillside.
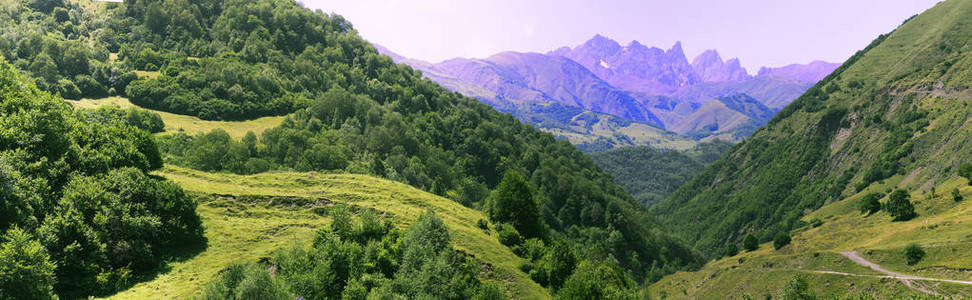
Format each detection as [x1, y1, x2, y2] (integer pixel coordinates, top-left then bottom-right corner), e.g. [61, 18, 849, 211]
[101, 211, 210, 297]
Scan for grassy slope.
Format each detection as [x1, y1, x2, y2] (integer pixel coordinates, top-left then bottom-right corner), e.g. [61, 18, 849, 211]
[649, 179, 972, 298]
[651, 0, 972, 257]
[66, 97, 286, 139]
[105, 165, 548, 300]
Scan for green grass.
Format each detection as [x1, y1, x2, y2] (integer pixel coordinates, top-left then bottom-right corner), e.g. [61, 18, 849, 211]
[66, 97, 286, 139]
[103, 165, 549, 299]
[649, 178, 972, 298]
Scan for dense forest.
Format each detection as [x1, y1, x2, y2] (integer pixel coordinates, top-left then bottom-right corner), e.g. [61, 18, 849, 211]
[591, 141, 733, 206]
[0, 60, 202, 298]
[0, 0, 705, 298]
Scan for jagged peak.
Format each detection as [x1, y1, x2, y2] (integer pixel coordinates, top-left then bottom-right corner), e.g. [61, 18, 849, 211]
[667, 41, 686, 60]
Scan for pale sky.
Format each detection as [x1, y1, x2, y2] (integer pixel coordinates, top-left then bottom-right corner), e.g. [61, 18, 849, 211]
[301, 0, 941, 72]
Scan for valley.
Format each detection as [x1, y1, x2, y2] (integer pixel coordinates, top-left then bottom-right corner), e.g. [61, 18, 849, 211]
[0, 0, 968, 299]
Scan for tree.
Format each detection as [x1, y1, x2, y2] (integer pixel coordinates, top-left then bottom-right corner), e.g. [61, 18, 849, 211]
[0, 228, 56, 300]
[960, 163, 972, 184]
[778, 276, 815, 300]
[548, 240, 577, 290]
[904, 244, 925, 265]
[857, 193, 883, 215]
[488, 170, 544, 239]
[743, 234, 758, 251]
[773, 232, 791, 250]
[144, 2, 169, 34]
[725, 243, 739, 257]
[28, 0, 64, 13]
[885, 189, 916, 221]
[953, 188, 963, 202]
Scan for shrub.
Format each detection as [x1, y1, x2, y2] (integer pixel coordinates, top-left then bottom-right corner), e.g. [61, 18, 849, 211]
[885, 189, 916, 221]
[743, 234, 759, 251]
[959, 163, 972, 183]
[725, 243, 739, 257]
[905, 244, 925, 265]
[0, 228, 57, 300]
[953, 188, 963, 202]
[857, 192, 883, 215]
[773, 232, 791, 250]
[778, 276, 815, 300]
[496, 224, 523, 247]
[487, 171, 545, 239]
[476, 219, 489, 233]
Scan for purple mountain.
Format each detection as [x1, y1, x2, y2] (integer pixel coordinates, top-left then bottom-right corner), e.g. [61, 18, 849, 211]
[374, 35, 840, 148]
[757, 60, 841, 82]
[550, 35, 699, 94]
[691, 50, 751, 83]
[433, 52, 664, 127]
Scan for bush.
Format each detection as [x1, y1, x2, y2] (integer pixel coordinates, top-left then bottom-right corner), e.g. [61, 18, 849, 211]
[773, 232, 791, 250]
[476, 219, 489, 233]
[0, 228, 57, 300]
[496, 224, 523, 247]
[953, 188, 963, 202]
[488, 170, 545, 239]
[725, 243, 739, 257]
[778, 276, 815, 300]
[905, 244, 925, 265]
[885, 189, 916, 221]
[857, 192, 883, 215]
[959, 163, 972, 183]
[743, 234, 759, 251]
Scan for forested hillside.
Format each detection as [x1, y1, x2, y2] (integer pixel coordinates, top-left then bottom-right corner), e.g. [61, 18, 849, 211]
[591, 141, 732, 206]
[651, 0, 972, 257]
[0, 0, 703, 297]
[0, 60, 202, 298]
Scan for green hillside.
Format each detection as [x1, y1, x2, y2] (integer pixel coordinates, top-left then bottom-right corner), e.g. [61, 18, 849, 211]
[591, 141, 732, 206]
[0, 0, 705, 298]
[651, 0, 972, 257]
[106, 165, 549, 299]
[649, 178, 972, 298]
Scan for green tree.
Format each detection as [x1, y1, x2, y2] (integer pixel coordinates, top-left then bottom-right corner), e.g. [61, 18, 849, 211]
[905, 244, 925, 265]
[773, 232, 791, 250]
[743, 234, 759, 251]
[885, 189, 916, 221]
[953, 188, 963, 202]
[547, 240, 576, 290]
[778, 276, 815, 300]
[487, 170, 544, 239]
[725, 243, 739, 257]
[857, 192, 883, 215]
[960, 163, 972, 184]
[144, 2, 169, 34]
[0, 228, 56, 300]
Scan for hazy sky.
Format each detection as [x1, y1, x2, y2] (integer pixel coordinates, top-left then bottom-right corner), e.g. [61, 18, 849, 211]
[301, 0, 940, 72]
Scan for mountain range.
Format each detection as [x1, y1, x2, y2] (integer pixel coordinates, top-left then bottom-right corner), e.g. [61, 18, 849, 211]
[377, 36, 839, 150]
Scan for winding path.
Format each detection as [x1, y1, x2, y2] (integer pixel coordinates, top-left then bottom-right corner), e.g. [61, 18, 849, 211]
[809, 251, 972, 295]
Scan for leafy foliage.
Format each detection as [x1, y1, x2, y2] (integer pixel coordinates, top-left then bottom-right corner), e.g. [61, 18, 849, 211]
[200, 210, 499, 299]
[885, 189, 916, 221]
[857, 193, 883, 215]
[0, 227, 56, 300]
[953, 188, 963, 202]
[0, 60, 202, 298]
[487, 170, 545, 239]
[773, 232, 791, 250]
[743, 234, 759, 252]
[960, 163, 972, 184]
[778, 276, 815, 300]
[904, 243, 925, 265]
[590, 141, 732, 206]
